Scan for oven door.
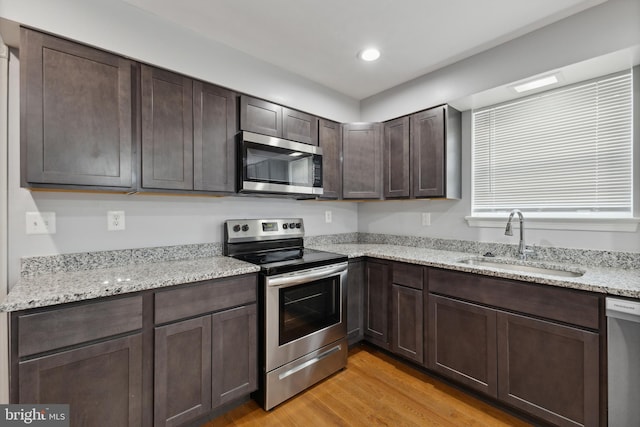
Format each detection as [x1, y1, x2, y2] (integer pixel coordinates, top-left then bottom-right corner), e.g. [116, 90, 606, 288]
[264, 262, 347, 372]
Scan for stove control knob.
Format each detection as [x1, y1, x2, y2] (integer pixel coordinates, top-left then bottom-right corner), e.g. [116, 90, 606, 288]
[282, 223, 288, 229]
[295, 223, 301, 229]
[289, 223, 296, 229]
[232, 225, 241, 232]
[241, 224, 249, 232]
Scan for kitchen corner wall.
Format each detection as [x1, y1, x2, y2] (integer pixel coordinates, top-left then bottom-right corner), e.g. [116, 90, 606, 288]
[3, 12, 360, 289]
[358, 112, 640, 253]
[358, 0, 640, 254]
[3, 0, 640, 288]
[6, 48, 357, 286]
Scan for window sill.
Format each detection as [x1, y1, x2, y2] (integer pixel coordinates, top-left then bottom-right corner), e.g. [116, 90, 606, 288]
[464, 216, 640, 232]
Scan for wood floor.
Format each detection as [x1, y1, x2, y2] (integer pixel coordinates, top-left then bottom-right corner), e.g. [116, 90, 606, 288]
[203, 344, 533, 427]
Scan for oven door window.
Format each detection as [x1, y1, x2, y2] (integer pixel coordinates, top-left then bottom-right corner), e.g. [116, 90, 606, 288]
[279, 275, 340, 346]
[244, 142, 319, 187]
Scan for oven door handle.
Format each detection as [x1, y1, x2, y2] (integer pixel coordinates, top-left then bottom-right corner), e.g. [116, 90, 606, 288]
[266, 262, 347, 288]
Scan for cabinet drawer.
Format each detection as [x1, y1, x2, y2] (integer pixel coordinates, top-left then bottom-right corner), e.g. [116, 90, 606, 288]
[18, 296, 143, 357]
[392, 262, 423, 290]
[155, 275, 257, 324]
[428, 268, 600, 330]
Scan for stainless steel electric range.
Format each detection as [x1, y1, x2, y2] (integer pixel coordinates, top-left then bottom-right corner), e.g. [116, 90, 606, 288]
[223, 218, 348, 410]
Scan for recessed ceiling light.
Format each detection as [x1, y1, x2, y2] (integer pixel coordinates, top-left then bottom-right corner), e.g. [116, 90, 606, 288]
[359, 48, 380, 62]
[512, 74, 559, 93]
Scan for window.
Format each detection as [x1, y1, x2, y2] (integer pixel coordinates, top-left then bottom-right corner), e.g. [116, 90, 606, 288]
[472, 71, 633, 220]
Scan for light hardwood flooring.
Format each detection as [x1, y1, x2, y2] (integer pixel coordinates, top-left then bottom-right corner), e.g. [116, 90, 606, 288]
[204, 344, 533, 427]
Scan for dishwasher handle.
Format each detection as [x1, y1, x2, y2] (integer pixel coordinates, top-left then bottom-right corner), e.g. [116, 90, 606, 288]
[606, 297, 640, 323]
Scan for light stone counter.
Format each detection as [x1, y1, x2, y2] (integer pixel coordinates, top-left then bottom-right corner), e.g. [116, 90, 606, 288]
[1, 256, 259, 312]
[3, 238, 639, 313]
[310, 243, 640, 299]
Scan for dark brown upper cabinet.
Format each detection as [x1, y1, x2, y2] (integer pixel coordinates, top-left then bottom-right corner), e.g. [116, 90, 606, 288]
[20, 28, 135, 190]
[383, 116, 410, 198]
[342, 123, 383, 199]
[381, 105, 461, 200]
[240, 96, 282, 138]
[410, 105, 461, 199]
[240, 95, 318, 145]
[318, 119, 342, 199]
[141, 65, 194, 191]
[282, 107, 318, 145]
[193, 82, 237, 193]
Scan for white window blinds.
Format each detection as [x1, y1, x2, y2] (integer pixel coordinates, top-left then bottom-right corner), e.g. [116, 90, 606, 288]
[472, 71, 633, 217]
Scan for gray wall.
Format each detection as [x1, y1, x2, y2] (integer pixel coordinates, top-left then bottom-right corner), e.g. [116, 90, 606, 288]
[360, 0, 640, 122]
[0, 0, 360, 123]
[357, 0, 640, 253]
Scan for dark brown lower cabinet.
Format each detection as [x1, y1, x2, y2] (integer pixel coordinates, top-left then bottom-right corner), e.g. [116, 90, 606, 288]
[347, 260, 364, 345]
[211, 304, 257, 408]
[428, 295, 497, 396]
[154, 304, 257, 427]
[364, 261, 390, 349]
[497, 312, 600, 427]
[428, 291, 600, 427]
[154, 316, 212, 427]
[19, 334, 143, 427]
[391, 284, 423, 364]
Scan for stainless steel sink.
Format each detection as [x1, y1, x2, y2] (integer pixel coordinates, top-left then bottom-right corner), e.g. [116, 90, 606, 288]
[459, 258, 584, 278]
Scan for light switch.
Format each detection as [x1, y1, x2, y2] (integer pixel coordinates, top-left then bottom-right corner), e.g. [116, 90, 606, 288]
[421, 212, 431, 226]
[26, 212, 56, 234]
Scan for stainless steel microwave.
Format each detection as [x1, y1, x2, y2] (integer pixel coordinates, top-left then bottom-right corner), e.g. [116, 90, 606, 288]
[238, 131, 323, 196]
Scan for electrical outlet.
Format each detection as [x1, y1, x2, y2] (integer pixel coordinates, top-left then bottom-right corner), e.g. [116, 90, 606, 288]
[107, 211, 126, 231]
[325, 210, 333, 223]
[421, 212, 431, 226]
[26, 212, 56, 234]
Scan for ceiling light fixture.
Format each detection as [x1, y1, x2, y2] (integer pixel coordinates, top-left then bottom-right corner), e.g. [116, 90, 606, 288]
[512, 74, 559, 93]
[358, 48, 380, 62]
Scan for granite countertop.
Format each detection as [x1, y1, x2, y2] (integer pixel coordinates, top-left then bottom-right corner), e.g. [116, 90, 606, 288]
[3, 242, 639, 313]
[1, 256, 260, 312]
[309, 243, 640, 299]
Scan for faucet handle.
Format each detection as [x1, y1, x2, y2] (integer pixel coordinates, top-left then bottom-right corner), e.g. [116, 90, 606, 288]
[522, 245, 536, 260]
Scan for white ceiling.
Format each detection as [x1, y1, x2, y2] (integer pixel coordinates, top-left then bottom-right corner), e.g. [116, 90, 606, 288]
[121, 0, 607, 100]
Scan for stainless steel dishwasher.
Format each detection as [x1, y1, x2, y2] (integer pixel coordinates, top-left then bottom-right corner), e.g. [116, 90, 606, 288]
[606, 297, 640, 427]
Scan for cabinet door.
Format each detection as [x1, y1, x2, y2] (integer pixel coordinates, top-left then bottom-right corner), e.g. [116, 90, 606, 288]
[19, 334, 142, 427]
[342, 123, 382, 199]
[211, 304, 257, 408]
[193, 82, 237, 193]
[318, 119, 342, 199]
[428, 295, 497, 397]
[497, 312, 599, 427]
[282, 107, 318, 145]
[347, 260, 364, 345]
[364, 261, 389, 348]
[391, 284, 423, 363]
[21, 28, 134, 188]
[141, 65, 194, 190]
[410, 107, 445, 198]
[383, 116, 410, 198]
[240, 96, 282, 137]
[155, 317, 212, 427]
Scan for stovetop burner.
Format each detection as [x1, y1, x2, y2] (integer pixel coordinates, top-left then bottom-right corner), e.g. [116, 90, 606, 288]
[223, 218, 347, 275]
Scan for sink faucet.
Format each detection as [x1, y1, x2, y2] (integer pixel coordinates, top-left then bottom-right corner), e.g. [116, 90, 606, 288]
[504, 209, 534, 260]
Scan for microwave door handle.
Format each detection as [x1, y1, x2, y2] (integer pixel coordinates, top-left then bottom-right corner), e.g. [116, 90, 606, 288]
[267, 262, 347, 288]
